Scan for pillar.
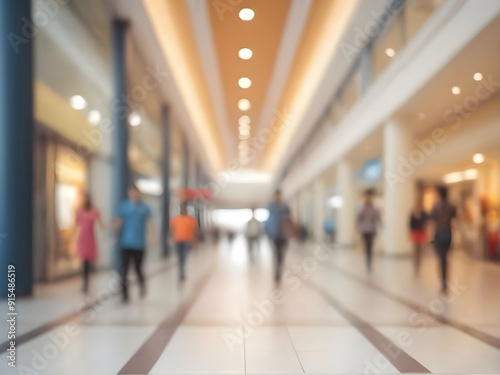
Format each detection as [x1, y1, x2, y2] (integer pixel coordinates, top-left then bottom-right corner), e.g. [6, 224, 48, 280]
[383, 120, 415, 255]
[336, 160, 356, 246]
[0, 0, 34, 296]
[111, 20, 129, 270]
[161, 106, 171, 257]
[313, 180, 326, 240]
[183, 137, 190, 189]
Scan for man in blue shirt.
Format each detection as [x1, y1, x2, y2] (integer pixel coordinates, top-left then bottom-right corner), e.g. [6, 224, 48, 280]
[113, 185, 155, 302]
[265, 190, 294, 282]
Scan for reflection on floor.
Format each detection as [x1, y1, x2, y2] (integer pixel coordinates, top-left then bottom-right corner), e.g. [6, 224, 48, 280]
[1, 235, 499, 374]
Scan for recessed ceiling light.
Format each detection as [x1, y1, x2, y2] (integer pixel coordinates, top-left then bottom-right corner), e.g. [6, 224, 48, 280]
[70, 95, 87, 110]
[239, 8, 254, 21]
[88, 110, 101, 125]
[239, 129, 250, 137]
[418, 112, 426, 120]
[385, 48, 395, 57]
[239, 115, 250, 126]
[238, 48, 253, 60]
[129, 112, 141, 127]
[238, 77, 252, 89]
[472, 153, 485, 164]
[238, 99, 251, 111]
[239, 132, 249, 140]
[451, 86, 461, 95]
[473, 72, 483, 81]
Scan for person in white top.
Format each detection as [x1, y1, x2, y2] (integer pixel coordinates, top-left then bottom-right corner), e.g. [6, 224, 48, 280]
[246, 209, 261, 254]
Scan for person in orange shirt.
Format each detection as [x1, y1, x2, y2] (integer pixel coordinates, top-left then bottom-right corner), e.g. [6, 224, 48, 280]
[170, 203, 197, 281]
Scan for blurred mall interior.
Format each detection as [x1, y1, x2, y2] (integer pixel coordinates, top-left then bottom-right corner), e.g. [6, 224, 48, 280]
[0, 0, 500, 374]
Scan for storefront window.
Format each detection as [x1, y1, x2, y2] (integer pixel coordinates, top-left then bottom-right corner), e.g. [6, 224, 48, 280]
[54, 144, 87, 275]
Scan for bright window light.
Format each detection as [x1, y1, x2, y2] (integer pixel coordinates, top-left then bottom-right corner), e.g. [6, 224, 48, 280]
[238, 99, 251, 111]
[328, 195, 343, 208]
[129, 112, 141, 127]
[238, 48, 253, 60]
[443, 168, 478, 184]
[238, 77, 252, 89]
[239, 8, 255, 21]
[88, 110, 101, 126]
[70, 95, 87, 110]
[136, 178, 163, 196]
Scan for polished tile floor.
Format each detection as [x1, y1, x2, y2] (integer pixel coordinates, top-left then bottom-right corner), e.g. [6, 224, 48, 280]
[1, 236, 499, 374]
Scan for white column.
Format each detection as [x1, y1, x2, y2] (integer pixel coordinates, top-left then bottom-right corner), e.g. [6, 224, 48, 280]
[336, 160, 356, 246]
[383, 121, 415, 255]
[313, 179, 326, 239]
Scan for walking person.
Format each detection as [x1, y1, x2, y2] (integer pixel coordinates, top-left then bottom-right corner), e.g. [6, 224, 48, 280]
[409, 198, 428, 277]
[357, 189, 381, 271]
[170, 203, 197, 281]
[74, 193, 104, 293]
[265, 190, 294, 282]
[429, 185, 456, 295]
[246, 209, 261, 255]
[113, 185, 156, 302]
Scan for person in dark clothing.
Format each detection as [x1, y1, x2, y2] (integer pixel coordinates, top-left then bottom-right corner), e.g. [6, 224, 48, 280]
[409, 198, 428, 277]
[265, 190, 294, 282]
[429, 186, 456, 294]
[357, 189, 381, 271]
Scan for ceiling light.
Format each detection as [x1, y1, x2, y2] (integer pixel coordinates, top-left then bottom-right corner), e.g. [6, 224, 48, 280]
[385, 48, 395, 57]
[239, 141, 249, 150]
[473, 72, 483, 81]
[238, 99, 251, 111]
[70, 95, 87, 110]
[238, 48, 253, 60]
[239, 133, 249, 140]
[239, 115, 251, 126]
[239, 128, 250, 137]
[472, 153, 485, 164]
[129, 112, 141, 127]
[239, 8, 254, 21]
[451, 86, 461, 95]
[88, 110, 101, 126]
[238, 77, 252, 89]
[418, 112, 426, 120]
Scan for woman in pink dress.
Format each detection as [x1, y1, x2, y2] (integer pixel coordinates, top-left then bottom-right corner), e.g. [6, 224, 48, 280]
[75, 194, 104, 293]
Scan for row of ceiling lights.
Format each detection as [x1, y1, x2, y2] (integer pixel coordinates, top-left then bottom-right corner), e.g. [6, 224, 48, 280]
[237, 8, 255, 162]
[416, 72, 485, 121]
[69, 94, 142, 127]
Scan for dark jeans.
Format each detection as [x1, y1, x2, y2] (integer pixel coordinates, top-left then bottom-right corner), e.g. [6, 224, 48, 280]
[273, 238, 288, 281]
[176, 242, 190, 279]
[362, 233, 375, 270]
[121, 248, 145, 300]
[82, 260, 92, 292]
[434, 230, 452, 291]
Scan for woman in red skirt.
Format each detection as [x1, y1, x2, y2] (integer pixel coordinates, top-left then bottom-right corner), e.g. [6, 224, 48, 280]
[409, 200, 429, 276]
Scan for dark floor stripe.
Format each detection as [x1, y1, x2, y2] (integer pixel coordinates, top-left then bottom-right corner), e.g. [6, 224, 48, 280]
[304, 279, 431, 373]
[117, 263, 215, 375]
[325, 255, 500, 350]
[0, 261, 176, 354]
